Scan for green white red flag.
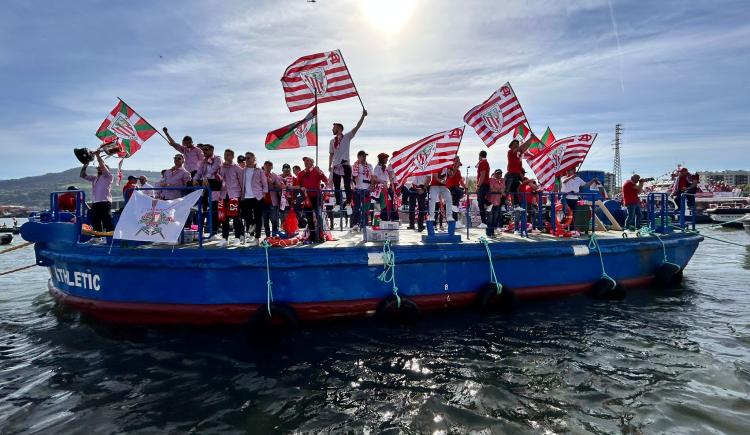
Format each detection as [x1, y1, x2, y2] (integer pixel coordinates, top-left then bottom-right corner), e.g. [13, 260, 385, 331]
[265, 108, 317, 150]
[95, 100, 157, 158]
[514, 123, 545, 159]
[541, 127, 556, 146]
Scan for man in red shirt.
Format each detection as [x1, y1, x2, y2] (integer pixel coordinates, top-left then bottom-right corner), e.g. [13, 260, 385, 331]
[122, 176, 138, 203]
[519, 178, 540, 228]
[297, 157, 328, 242]
[672, 167, 691, 211]
[446, 157, 466, 224]
[476, 150, 490, 227]
[505, 139, 531, 196]
[57, 186, 80, 213]
[622, 174, 645, 230]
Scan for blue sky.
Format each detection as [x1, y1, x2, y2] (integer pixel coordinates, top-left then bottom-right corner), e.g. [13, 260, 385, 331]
[1, 0, 748, 180]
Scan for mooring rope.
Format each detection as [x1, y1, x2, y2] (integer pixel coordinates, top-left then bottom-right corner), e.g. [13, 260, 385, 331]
[377, 239, 401, 308]
[0, 242, 33, 255]
[588, 234, 616, 285]
[670, 225, 748, 248]
[261, 239, 274, 315]
[478, 237, 503, 295]
[0, 264, 36, 276]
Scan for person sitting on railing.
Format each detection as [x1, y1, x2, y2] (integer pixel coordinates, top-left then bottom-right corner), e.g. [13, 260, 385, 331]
[160, 155, 192, 200]
[240, 152, 267, 246]
[262, 161, 284, 239]
[486, 169, 506, 237]
[79, 151, 114, 234]
[407, 175, 429, 232]
[446, 157, 467, 227]
[428, 168, 453, 228]
[298, 156, 328, 243]
[373, 153, 398, 221]
[217, 149, 244, 247]
[622, 174, 646, 230]
[351, 150, 373, 230]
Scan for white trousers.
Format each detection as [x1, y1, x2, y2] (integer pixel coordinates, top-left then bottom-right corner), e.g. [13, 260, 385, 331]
[428, 186, 453, 221]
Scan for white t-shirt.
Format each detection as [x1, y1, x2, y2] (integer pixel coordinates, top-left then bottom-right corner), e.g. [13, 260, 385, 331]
[329, 132, 354, 166]
[243, 167, 257, 199]
[352, 161, 373, 190]
[372, 163, 394, 187]
[561, 176, 586, 200]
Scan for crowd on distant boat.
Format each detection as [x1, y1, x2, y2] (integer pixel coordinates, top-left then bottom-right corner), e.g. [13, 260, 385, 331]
[59, 110, 617, 246]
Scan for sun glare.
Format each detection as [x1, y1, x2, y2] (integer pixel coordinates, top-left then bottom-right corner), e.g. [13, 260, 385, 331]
[360, 0, 417, 34]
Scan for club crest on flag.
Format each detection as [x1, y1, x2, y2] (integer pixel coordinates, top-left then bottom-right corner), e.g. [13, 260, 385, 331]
[135, 206, 176, 239]
[110, 113, 137, 141]
[549, 143, 568, 174]
[294, 119, 311, 139]
[481, 106, 503, 133]
[414, 143, 438, 171]
[300, 67, 327, 96]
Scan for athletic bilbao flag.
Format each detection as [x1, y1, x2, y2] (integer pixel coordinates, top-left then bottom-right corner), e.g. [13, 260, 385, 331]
[95, 100, 157, 158]
[463, 82, 528, 147]
[391, 128, 464, 185]
[281, 49, 358, 112]
[265, 108, 317, 150]
[528, 133, 598, 190]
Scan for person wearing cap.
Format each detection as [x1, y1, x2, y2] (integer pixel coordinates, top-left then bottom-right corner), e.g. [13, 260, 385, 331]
[622, 174, 646, 230]
[446, 156, 467, 224]
[476, 150, 491, 228]
[672, 167, 691, 211]
[216, 149, 244, 247]
[237, 155, 246, 169]
[162, 127, 204, 183]
[373, 152, 397, 221]
[329, 109, 368, 211]
[159, 154, 192, 200]
[122, 175, 138, 203]
[297, 156, 328, 242]
[137, 175, 155, 198]
[193, 144, 223, 239]
[487, 169, 506, 237]
[240, 152, 267, 245]
[351, 150, 373, 228]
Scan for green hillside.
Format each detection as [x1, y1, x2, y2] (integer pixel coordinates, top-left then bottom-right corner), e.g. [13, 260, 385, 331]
[0, 167, 163, 208]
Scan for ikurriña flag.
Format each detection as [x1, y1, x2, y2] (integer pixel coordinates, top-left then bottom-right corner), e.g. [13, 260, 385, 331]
[391, 128, 464, 186]
[541, 126, 556, 146]
[95, 100, 157, 158]
[528, 133, 598, 190]
[463, 82, 528, 147]
[265, 108, 317, 150]
[281, 49, 359, 112]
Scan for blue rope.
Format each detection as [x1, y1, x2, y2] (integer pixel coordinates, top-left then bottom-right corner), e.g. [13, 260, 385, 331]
[261, 239, 274, 315]
[478, 237, 503, 295]
[588, 234, 616, 285]
[377, 240, 400, 308]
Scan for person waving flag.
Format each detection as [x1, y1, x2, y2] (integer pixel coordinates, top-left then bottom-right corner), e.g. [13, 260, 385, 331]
[95, 99, 157, 158]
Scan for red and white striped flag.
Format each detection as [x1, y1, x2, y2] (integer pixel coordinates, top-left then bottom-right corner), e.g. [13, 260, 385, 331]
[528, 133, 598, 190]
[281, 49, 359, 112]
[391, 128, 464, 185]
[463, 82, 528, 147]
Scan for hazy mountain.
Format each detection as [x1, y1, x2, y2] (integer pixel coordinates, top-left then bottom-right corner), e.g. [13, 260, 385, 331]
[0, 167, 163, 208]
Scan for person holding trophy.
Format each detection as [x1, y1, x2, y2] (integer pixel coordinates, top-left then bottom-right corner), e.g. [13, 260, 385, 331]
[79, 148, 114, 234]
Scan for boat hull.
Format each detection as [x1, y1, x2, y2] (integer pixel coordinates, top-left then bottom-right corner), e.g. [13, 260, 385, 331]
[25, 221, 704, 325]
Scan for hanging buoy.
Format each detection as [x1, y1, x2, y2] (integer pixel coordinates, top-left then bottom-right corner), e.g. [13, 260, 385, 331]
[248, 303, 298, 329]
[654, 263, 683, 289]
[376, 295, 420, 322]
[587, 277, 626, 300]
[475, 282, 519, 313]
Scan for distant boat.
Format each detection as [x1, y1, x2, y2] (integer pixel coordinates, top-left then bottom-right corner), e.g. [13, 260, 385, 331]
[706, 201, 750, 228]
[0, 226, 20, 234]
[0, 234, 12, 245]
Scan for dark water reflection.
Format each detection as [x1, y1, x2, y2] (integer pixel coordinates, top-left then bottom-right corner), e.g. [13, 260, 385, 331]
[1, 226, 749, 434]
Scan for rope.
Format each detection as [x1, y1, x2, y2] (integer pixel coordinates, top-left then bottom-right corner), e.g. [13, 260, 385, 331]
[0, 264, 36, 276]
[261, 239, 274, 315]
[700, 215, 749, 229]
[670, 225, 748, 248]
[478, 237, 503, 295]
[0, 241, 33, 255]
[377, 239, 400, 307]
[588, 234, 616, 285]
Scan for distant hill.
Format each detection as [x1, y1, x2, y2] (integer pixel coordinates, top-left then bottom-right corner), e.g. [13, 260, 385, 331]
[0, 167, 163, 208]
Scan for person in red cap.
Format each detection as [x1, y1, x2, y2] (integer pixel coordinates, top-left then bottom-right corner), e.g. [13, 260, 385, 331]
[672, 167, 695, 211]
[297, 156, 328, 242]
[351, 150, 373, 228]
[373, 152, 397, 221]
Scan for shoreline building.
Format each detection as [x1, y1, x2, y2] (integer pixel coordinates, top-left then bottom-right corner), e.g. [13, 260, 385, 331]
[696, 170, 749, 186]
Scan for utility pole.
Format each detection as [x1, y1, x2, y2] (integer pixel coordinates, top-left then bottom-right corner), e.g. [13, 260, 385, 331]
[613, 124, 623, 193]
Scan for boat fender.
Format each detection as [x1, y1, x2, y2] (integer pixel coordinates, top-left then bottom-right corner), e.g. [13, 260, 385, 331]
[476, 283, 519, 313]
[654, 263, 683, 289]
[249, 303, 299, 329]
[587, 278, 626, 300]
[376, 295, 421, 322]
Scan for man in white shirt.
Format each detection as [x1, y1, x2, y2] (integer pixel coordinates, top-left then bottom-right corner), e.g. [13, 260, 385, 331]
[351, 150, 373, 228]
[329, 109, 367, 211]
[137, 175, 155, 198]
[560, 169, 598, 212]
[373, 152, 397, 221]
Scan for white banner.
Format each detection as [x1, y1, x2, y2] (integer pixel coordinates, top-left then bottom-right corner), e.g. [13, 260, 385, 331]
[114, 190, 203, 244]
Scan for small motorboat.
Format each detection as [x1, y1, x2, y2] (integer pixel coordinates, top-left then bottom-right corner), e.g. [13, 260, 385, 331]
[0, 234, 12, 245]
[706, 202, 750, 228]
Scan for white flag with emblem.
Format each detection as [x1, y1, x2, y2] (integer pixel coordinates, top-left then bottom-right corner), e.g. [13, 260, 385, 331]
[463, 82, 528, 147]
[391, 128, 464, 186]
[114, 190, 203, 244]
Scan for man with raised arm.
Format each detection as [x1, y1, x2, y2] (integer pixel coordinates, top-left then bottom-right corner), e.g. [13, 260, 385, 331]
[505, 139, 531, 195]
[79, 151, 114, 233]
[329, 109, 367, 212]
[162, 127, 204, 183]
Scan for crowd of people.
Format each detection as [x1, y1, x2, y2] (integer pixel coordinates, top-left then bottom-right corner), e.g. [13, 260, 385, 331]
[67, 111, 610, 245]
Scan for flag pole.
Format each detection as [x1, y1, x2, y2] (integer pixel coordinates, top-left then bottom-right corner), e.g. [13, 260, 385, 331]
[314, 93, 319, 166]
[117, 97, 169, 144]
[336, 50, 365, 111]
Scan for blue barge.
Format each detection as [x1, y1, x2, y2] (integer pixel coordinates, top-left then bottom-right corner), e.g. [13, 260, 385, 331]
[21, 191, 703, 325]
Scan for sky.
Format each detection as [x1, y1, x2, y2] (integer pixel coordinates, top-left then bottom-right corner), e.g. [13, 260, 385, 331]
[0, 0, 748, 180]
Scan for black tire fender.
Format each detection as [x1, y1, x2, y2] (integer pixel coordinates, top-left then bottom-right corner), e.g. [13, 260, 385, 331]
[476, 282, 519, 313]
[376, 295, 421, 322]
[654, 263, 683, 289]
[249, 303, 299, 329]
